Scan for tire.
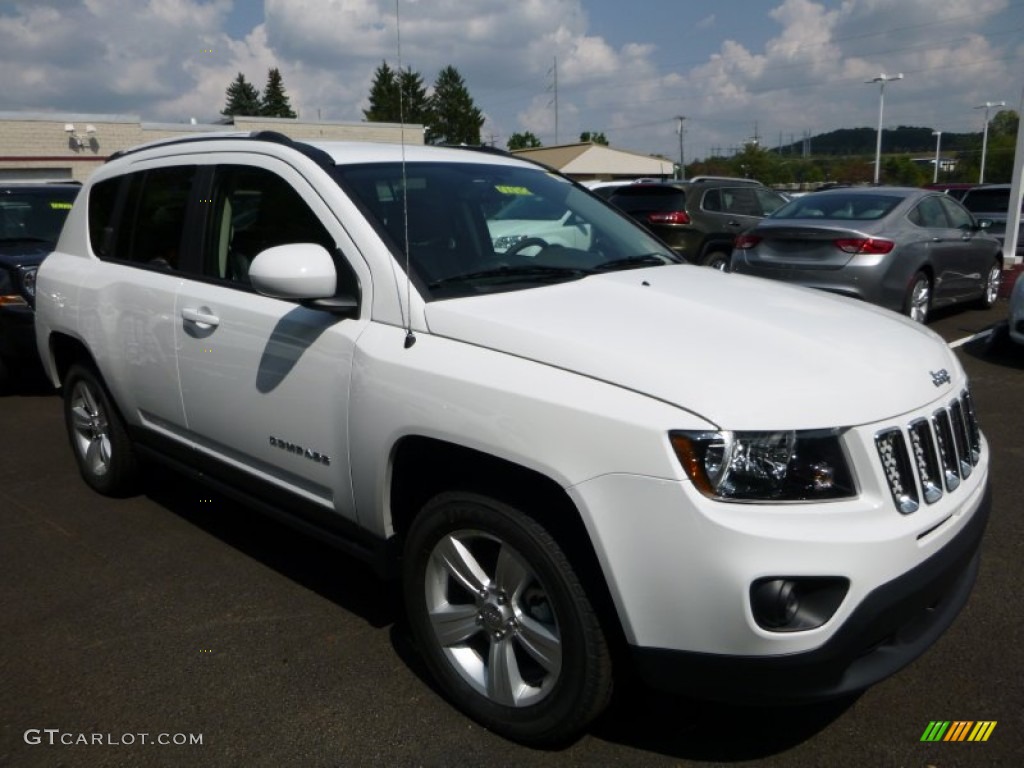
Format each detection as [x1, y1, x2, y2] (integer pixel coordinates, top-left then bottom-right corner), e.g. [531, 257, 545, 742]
[63, 363, 139, 496]
[976, 260, 1002, 309]
[402, 492, 612, 746]
[702, 250, 730, 271]
[904, 272, 931, 323]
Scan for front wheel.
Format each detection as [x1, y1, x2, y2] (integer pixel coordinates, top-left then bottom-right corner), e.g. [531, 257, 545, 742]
[402, 492, 612, 746]
[63, 363, 139, 496]
[904, 272, 931, 323]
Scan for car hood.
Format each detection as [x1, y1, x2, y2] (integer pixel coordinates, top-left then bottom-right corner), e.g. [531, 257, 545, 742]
[423, 265, 960, 430]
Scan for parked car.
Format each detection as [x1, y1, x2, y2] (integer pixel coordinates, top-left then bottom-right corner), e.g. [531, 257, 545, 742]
[989, 268, 1024, 351]
[0, 181, 80, 381]
[959, 183, 1023, 259]
[607, 177, 787, 268]
[1011, 270, 1024, 346]
[35, 133, 990, 745]
[731, 186, 1003, 323]
[923, 182, 978, 201]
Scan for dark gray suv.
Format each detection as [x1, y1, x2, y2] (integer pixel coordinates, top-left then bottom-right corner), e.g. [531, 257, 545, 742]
[607, 177, 787, 269]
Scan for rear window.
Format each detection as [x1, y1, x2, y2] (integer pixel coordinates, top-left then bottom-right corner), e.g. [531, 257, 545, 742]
[770, 193, 902, 221]
[607, 186, 687, 213]
[961, 188, 1018, 213]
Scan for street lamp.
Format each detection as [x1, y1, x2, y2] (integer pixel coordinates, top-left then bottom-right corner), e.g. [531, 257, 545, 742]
[932, 130, 942, 183]
[675, 115, 686, 180]
[866, 73, 903, 184]
[974, 100, 1005, 184]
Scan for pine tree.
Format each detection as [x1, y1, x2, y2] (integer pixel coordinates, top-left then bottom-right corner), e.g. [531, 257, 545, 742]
[427, 65, 484, 145]
[399, 68, 431, 126]
[221, 73, 261, 118]
[364, 62, 431, 127]
[260, 67, 297, 119]
[364, 61, 400, 122]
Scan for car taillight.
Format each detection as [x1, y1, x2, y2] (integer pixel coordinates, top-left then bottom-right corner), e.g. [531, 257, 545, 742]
[734, 234, 761, 249]
[834, 238, 894, 254]
[647, 211, 690, 225]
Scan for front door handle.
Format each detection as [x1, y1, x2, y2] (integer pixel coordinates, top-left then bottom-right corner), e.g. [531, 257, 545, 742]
[181, 306, 220, 328]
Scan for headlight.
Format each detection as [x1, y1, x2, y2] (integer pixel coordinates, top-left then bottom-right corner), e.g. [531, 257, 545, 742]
[21, 266, 38, 300]
[492, 234, 526, 252]
[670, 429, 856, 502]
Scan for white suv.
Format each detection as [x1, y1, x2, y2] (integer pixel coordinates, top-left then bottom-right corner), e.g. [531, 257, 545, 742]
[35, 132, 991, 745]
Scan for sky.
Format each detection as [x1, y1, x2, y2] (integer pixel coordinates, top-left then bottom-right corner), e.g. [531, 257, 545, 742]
[1, 0, 1023, 162]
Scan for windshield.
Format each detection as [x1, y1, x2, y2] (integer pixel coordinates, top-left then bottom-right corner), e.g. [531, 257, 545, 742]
[334, 161, 681, 299]
[0, 187, 78, 244]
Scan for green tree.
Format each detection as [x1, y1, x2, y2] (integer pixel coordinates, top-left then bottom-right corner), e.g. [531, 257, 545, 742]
[579, 131, 608, 145]
[221, 73, 261, 118]
[260, 67, 297, 118]
[363, 62, 431, 126]
[399, 68, 432, 125]
[507, 131, 542, 150]
[428, 65, 484, 145]
[363, 61, 400, 122]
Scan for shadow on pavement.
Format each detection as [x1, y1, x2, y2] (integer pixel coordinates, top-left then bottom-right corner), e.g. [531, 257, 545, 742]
[141, 464, 400, 629]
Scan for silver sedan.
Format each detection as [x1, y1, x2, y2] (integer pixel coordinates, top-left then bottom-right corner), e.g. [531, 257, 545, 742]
[730, 187, 1004, 323]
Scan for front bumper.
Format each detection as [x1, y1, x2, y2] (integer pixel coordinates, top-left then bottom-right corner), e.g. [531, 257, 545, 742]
[630, 482, 989, 703]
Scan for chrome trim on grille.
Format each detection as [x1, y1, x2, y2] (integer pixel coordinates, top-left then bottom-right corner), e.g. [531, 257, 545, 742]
[875, 389, 980, 515]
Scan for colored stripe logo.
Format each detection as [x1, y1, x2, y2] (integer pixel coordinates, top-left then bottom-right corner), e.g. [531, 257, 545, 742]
[921, 721, 997, 742]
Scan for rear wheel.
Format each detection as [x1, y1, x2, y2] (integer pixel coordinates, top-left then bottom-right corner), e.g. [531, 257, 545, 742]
[977, 260, 1002, 309]
[63, 364, 139, 496]
[904, 272, 931, 323]
[702, 250, 730, 271]
[402, 492, 612, 746]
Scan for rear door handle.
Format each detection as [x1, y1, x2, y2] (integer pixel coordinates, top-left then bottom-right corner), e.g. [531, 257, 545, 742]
[181, 306, 220, 328]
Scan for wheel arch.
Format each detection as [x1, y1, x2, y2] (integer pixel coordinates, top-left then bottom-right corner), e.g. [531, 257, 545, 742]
[47, 332, 99, 388]
[387, 435, 629, 652]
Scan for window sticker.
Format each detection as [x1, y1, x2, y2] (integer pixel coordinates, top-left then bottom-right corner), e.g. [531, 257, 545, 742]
[494, 185, 532, 196]
[50, 201, 73, 210]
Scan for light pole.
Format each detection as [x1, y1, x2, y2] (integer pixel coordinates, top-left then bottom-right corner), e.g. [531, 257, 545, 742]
[675, 115, 686, 180]
[866, 73, 902, 184]
[932, 130, 942, 183]
[974, 100, 1005, 184]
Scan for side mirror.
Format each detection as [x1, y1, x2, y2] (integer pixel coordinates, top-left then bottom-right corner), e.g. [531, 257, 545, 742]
[250, 243, 337, 300]
[976, 218, 993, 230]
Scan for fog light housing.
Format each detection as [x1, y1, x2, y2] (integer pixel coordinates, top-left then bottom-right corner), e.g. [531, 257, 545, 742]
[750, 577, 849, 632]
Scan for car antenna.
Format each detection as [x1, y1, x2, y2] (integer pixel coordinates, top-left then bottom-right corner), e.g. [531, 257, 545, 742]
[396, 0, 416, 349]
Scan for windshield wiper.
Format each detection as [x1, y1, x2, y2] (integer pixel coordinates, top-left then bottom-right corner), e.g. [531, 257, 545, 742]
[428, 264, 591, 289]
[593, 253, 678, 271]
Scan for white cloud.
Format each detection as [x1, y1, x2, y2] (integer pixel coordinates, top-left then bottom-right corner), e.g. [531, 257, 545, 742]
[0, 0, 1018, 157]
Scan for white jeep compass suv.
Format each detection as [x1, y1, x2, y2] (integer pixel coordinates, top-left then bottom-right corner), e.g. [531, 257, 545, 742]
[35, 132, 990, 745]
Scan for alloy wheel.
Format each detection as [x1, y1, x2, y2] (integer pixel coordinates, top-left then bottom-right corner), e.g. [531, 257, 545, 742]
[424, 529, 562, 708]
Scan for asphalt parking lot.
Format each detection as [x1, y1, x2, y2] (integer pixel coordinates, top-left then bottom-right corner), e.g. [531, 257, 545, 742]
[1, 300, 1021, 768]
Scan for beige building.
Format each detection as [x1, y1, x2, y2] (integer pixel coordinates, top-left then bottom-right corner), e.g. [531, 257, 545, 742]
[512, 142, 675, 181]
[0, 111, 424, 182]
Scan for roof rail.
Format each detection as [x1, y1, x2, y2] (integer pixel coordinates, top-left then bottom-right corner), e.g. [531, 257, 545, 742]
[106, 130, 334, 171]
[687, 175, 761, 184]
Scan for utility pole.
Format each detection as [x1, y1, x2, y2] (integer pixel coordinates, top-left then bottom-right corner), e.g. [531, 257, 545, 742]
[548, 57, 559, 145]
[675, 115, 686, 180]
[867, 73, 903, 184]
[975, 100, 1006, 184]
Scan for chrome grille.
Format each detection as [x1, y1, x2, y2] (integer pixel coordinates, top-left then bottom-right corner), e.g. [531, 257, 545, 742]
[875, 389, 981, 515]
